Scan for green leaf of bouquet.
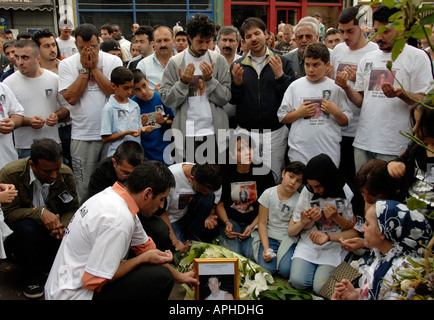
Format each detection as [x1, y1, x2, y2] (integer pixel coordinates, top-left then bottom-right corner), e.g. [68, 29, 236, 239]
[420, 13, 434, 25]
[392, 38, 406, 61]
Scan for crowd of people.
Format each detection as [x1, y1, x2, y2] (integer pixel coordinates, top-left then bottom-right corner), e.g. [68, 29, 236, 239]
[0, 4, 433, 301]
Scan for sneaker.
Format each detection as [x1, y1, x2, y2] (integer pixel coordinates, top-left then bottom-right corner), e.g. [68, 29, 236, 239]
[23, 283, 44, 299]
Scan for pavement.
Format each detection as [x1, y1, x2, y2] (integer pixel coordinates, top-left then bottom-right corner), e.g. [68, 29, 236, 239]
[0, 258, 186, 300]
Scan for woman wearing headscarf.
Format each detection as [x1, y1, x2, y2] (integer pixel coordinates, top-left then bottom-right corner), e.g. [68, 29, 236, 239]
[332, 200, 432, 300]
[288, 154, 364, 294]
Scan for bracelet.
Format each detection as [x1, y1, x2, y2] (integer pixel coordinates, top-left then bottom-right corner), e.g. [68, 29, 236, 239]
[327, 234, 331, 242]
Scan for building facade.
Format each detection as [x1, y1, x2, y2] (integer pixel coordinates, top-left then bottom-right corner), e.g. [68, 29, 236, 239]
[0, 0, 349, 38]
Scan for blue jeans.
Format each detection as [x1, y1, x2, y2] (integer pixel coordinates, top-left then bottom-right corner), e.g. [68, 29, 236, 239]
[290, 257, 335, 294]
[16, 148, 31, 159]
[218, 219, 254, 259]
[258, 238, 295, 279]
[171, 191, 217, 244]
[353, 147, 397, 173]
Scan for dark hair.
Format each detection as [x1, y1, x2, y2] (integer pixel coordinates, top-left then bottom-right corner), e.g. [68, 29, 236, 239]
[175, 30, 188, 38]
[132, 68, 146, 84]
[134, 25, 154, 41]
[186, 14, 216, 40]
[191, 163, 222, 191]
[304, 42, 330, 63]
[339, 6, 361, 25]
[410, 101, 434, 140]
[218, 26, 240, 42]
[354, 159, 399, 199]
[228, 132, 257, 156]
[75, 23, 99, 42]
[14, 39, 40, 57]
[16, 32, 32, 40]
[113, 141, 146, 167]
[239, 17, 267, 40]
[125, 161, 175, 196]
[30, 138, 63, 165]
[32, 28, 55, 47]
[111, 66, 133, 86]
[3, 39, 15, 52]
[373, 4, 400, 24]
[100, 24, 113, 34]
[325, 28, 342, 38]
[283, 161, 306, 175]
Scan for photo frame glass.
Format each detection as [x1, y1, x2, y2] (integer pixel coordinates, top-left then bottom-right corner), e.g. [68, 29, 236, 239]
[194, 258, 239, 300]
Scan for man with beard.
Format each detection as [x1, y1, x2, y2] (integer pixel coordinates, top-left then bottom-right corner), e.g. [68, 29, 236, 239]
[160, 14, 231, 163]
[137, 26, 174, 91]
[335, 4, 433, 172]
[230, 17, 294, 183]
[32, 29, 61, 74]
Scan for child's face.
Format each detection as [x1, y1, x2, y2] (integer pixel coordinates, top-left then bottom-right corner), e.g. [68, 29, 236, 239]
[304, 57, 329, 82]
[115, 80, 134, 100]
[281, 170, 303, 194]
[132, 78, 151, 100]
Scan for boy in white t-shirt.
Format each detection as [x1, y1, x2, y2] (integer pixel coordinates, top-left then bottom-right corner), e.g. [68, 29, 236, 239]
[100, 66, 148, 157]
[277, 42, 352, 167]
[161, 162, 222, 252]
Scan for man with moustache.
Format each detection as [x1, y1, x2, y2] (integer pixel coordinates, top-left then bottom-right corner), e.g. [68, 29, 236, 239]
[230, 17, 294, 183]
[58, 23, 123, 204]
[217, 26, 241, 128]
[283, 17, 319, 79]
[335, 5, 433, 172]
[137, 26, 174, 91]
[217, 26, 241, 66]
[160, 14, 231, 163]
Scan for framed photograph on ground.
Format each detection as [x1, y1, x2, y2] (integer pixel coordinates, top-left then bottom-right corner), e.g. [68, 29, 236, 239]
[194, 258, 239, 300]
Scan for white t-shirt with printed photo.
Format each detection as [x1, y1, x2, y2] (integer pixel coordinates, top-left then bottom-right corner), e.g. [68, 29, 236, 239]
[277, 76, 352, 167]
[4, 69, 68, 148]
[166, 162, 221, 223]
[0, 83, 24, 169]
[44, 186, 149, 300]
[257, 185, 300, 234]
[330, 41, 378, 137]
[353, 44, 433, 155]
[58, 51, 123, 141]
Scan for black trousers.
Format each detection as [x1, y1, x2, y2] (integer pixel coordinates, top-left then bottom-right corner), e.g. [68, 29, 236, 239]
[92, 264, 174, 300]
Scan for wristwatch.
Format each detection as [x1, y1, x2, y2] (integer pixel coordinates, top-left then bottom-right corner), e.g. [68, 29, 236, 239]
[79, 68, 90, 74]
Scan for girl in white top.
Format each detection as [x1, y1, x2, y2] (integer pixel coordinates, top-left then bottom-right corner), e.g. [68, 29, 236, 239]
[288, 154, 363, 294]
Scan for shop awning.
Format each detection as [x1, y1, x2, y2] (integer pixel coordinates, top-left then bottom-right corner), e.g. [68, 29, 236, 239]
[0, 0, 54, 11]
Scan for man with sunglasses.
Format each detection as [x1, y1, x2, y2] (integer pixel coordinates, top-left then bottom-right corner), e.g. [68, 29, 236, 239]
[284, 17, 320, 79]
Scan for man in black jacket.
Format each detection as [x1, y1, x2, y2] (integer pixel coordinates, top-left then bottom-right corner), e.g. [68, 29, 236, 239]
[230, 17, 295, 183]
